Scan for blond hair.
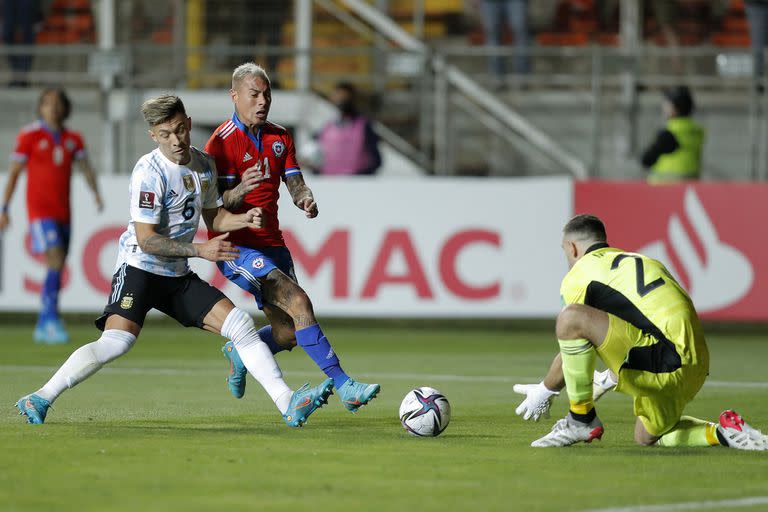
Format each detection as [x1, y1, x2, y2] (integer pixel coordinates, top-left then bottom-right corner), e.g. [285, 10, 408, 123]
[141, 94, 187, 127]
[232, 62, 271, 90]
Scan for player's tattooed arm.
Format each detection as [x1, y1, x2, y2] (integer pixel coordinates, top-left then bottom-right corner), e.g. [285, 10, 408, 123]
[285, 174, 312, 203]
[135, 222, 195, 257]
[222, 165, 265, 209]
[286, 174, 318, 218]
[134, 222, 239, 262]
[140, 233, 197, 257]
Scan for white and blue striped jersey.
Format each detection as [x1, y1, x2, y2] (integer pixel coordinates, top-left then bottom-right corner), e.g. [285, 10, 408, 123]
[116, 146, 223, 277]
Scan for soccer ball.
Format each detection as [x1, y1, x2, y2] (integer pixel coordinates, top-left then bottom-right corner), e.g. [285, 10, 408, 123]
[399, 387, 451, 437]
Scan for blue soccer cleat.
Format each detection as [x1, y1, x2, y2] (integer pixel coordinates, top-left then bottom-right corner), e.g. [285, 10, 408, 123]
[337, 378, 381, 413]
[33, 319, 69, 345]
[222, 341, 247, 399]
[283, 378, 334, 427]
[16, 394, 51, 424]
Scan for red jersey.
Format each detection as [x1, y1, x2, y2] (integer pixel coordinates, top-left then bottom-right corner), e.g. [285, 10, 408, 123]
[205, 114, 301, 247]
[11, 121, 86, 223]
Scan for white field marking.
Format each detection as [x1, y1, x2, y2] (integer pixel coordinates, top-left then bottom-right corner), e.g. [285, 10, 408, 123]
[1, 365, 768, 389]
[583, 496, 768, 512]
[705, 380, 768, 389]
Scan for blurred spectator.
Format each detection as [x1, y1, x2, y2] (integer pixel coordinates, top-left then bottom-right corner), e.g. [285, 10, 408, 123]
[228, 0, 286, 88]
[315, 82, 381, 176]
[475, 0, 532, 86]
[709, 0, 731, 32]
[2, 0, 41, 86]
[596, 0, 674, 34]
[597, 0, 619, 32]
[641, 86, 704, 183]
[745, 0, 768, 85]
[645, 0, 685, 74]
[651, 0, 680, 47]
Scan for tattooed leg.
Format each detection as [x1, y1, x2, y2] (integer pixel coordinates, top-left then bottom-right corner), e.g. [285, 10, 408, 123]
[260, 269, 350, 386]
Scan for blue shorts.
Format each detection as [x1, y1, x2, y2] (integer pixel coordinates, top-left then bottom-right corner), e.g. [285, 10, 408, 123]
[217, 245, 297, 309]
[30, 219, 70, 254]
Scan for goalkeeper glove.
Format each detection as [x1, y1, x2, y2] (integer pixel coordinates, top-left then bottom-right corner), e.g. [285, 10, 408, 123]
[513, 382, 559, 421]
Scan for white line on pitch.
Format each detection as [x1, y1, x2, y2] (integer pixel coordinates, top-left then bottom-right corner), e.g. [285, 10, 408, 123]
[583, 496, 768, 512]
[2, 365, 767, 389]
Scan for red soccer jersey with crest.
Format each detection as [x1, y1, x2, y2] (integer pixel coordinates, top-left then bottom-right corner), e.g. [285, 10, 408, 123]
[204, 114, 301, 247]
[11, 121, 86, 223]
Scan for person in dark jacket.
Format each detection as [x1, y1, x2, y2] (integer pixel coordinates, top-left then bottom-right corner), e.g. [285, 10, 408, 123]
[641, 86, 704, 183]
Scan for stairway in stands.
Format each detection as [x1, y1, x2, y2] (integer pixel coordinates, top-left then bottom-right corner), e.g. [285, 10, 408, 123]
[277, 0, 465, 93]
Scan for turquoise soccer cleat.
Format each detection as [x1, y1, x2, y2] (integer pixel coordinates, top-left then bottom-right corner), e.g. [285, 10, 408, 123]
[222, 341, 247, 399]
[16, 394, 51, 424]
[283, 378, 334, 427]
[337, 378, 381, 413]
[33, 319, 69, 345]
[33, 323, 47, 343]
[47, 319, 69, 344]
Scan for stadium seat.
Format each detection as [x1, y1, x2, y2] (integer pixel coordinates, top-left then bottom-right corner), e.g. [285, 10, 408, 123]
[535, 0, 603, 47]
[35, 0, 95, 45]
[712, 0, 750, 48]
[278, 1, 461, 91]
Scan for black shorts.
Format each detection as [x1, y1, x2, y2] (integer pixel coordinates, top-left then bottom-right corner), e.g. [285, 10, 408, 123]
[95, 263, 227, 331]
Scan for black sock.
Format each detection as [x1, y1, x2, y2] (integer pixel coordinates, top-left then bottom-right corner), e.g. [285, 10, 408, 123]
[715, 427, 729, 447]
[569, 407, 596, 424]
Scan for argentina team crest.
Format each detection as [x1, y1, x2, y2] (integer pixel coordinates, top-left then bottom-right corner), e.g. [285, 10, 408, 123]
[183, 174, 195, 192]
[272, 140, 285, 157]
[120, 294, 134, 310]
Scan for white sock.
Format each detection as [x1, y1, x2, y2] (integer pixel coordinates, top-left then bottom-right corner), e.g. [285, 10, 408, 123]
[220, 308, 293, 414]
[36, 329, 136, 403]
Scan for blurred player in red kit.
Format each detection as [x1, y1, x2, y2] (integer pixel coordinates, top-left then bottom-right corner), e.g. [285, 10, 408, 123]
[0, 88, 103, 343]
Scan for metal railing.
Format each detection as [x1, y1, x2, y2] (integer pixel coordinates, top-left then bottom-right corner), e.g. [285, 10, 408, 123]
[1, 0, 766, 179]
[337, 0, 588, 178]
[441, 44, 768, 180]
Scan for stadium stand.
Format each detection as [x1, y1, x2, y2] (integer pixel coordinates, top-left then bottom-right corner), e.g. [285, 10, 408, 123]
[35, 0, 95, 45]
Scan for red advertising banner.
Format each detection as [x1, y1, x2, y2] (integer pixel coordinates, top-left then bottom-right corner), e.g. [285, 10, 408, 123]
[575, 181, 767, 320]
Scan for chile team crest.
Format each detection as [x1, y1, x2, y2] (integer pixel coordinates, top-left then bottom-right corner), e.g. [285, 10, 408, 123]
[272, 140, 284, 158]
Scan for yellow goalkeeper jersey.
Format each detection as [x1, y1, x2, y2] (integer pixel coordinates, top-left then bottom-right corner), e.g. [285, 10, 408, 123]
[560, 243, 707, 370]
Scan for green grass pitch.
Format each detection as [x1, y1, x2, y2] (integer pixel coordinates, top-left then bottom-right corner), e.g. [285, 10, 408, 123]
[1, 321, 767, 512]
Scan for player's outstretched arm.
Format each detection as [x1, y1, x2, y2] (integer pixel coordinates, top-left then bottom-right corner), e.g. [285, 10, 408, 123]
[201, 206, 263, 233]
[543, 353, 566, 392]
[221, 165, 266, 210]
[77, 158, 104, 212]
[512, 353, 564, 421]
[285, 174, 318, 218]
[134, 221, 239, 262]
[0, 161, 24, 231]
